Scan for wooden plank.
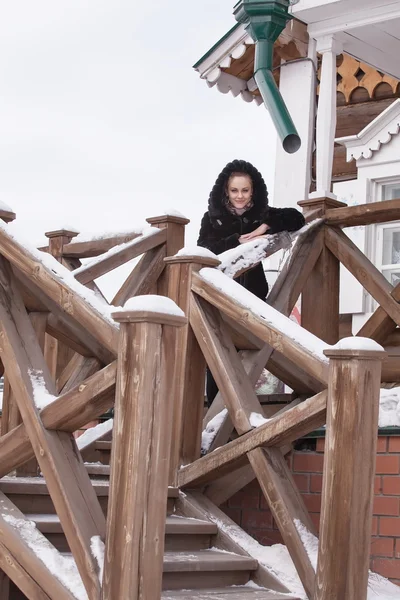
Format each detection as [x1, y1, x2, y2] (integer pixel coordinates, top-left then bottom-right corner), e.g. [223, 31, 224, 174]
[57, 355, 101, 394]
[205, 401, 299, 506]
[178, 391, 327, 488]
[0, 259, 105, 598]
[73, 228, 167, 285]
[325, 198, 400, 227]
[102, 310, 185, 599]
[0, 492, 74, 599]
[175, 491, 293, 596]
[111, 244, 166, 306]
[248, 447, 316, 598]
[0, 224, 119, 358]
[315, 345, 385, 600]
[164, 258, 218, 484]
[62, 231, 140, 258]
[44, 334, 58, 382]
[14, 268, 115, 364]
[357, 282, 400, 343]
[326, 226, 400, 331]
[267, 350, 325, 394]
[192, 272, 329, 386]
[302, 232, 340, 344]
[0, 362, 116, 478]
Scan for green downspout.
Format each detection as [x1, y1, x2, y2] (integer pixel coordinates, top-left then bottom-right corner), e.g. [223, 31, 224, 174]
[234, 0, 301, 154]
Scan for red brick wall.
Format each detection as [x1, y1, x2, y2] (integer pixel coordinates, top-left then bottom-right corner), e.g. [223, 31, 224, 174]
[222, 435, 400, 587]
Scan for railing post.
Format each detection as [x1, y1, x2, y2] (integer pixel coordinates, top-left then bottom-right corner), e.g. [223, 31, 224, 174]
[102, 299, 187, 600]
[146, 214, 190, 295]
[298, 198, 346, 345]
[164, 253, 221, 486]
[314, 338, 386, 600]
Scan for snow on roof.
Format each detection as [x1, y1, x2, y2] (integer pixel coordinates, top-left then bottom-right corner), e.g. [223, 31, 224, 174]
[117, 294, 185, 318]
[336, 98, 400, 161]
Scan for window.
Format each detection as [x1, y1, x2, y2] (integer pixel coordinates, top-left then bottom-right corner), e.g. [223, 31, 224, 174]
[376, 224, 400, 285]
[382, 183, 400, 201]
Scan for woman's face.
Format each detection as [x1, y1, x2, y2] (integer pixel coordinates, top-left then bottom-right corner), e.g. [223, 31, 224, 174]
[226, 174, 253, 210]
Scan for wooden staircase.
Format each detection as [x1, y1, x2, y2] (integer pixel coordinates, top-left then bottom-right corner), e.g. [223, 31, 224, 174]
[0, 472, 299, 600]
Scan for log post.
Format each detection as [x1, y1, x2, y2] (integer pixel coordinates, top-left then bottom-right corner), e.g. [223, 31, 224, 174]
[102, 299, 187, 600]
[146, 214, 189, 295]
[298, 198, 346, 344]
[314, 338, 386, 600]
[44, 229, 79, 380]
[164, 254, 221, 486]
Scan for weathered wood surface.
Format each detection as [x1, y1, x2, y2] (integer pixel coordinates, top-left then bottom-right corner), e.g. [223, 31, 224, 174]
[357, 282, 400, 343]
[325, 198, 400, 227]
[326, 227, 400, 330]
[62, 231, 140, 258]
[0, 362, 116, 477]
[0, 258, 105, 597]
[267, 351, 325, 394]
[179, 391, 327, 487]
[112, 243, 166, 306]
[315, 345, 385, 600]
[0, 492, 74, 599]
[73, 227, 167, 285]
[192, 272, 329, 386]
[165, 256, 219, 483]
[103, 309, 185, 600]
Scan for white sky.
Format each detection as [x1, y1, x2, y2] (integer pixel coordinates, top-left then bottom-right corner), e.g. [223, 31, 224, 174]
[0, 1, 276, 295]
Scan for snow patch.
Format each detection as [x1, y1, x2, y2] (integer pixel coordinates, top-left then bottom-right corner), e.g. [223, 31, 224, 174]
[218, 235, 291, 278]
[0, 200, 15, 212]
[115, 294, 185, 318]
[2, 514, 87, 600]
[90, 536, 105, 584]
[379, 388, 400, 427]
[201, 409, 228, 454]
[72, 228, 142, 243]
[176, 246, 218, 260]
[76, 419, 113, 452]
[159, 208, 188, 219]
[29, 370, 56, 410]
[333, 337, 384, 352]
[249, 412, 270, 427]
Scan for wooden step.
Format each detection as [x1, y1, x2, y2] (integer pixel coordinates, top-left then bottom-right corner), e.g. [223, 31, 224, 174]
[0, 476, 178, 515]
[163, 550, 257, 590]
[84, 463, 110, 477]
[26, 513, 218, 552]
[162, 589, 299, 599]
[95, 440, 112, 451]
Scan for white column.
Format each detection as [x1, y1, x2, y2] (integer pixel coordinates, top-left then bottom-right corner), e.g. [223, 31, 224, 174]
[310, 34, 342, 200]
[273, 56, 316, 209]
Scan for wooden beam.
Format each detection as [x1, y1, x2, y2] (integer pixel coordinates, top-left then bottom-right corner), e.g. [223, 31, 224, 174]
[0, 362, 116, 478]
[102, 307, 186, 599]
[178, 390, 327, 488]
[315, 345, 385, 600]
[0, 492, 75, 599]
[62, 231, 140, 258]
[111, 244, 166, 306]
[73, 227, 167, 285]
[357, 282, 400, 343]
[0, 259, 105, 598]
[14, 269, 115, 363]
[326, 226, 400, 331]
[0, 225, 119, 359]
[267, 350, 326, 394]
[57, 355, 101, 394]
[192, 272, 329, 386]
[164, 255, 219, 484]
[325, 198, 400, 227]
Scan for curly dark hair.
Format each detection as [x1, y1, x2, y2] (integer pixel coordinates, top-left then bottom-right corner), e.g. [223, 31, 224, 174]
[208, 159, 269, 215]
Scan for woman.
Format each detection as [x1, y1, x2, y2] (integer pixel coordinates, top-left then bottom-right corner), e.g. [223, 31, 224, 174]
[197, 159, 305, 404]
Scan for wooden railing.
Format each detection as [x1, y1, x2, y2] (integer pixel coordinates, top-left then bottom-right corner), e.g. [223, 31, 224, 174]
[0, 198, 399, 599]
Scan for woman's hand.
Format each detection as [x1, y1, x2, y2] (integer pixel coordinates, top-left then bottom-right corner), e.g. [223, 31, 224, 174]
[239, 223, 269, 244]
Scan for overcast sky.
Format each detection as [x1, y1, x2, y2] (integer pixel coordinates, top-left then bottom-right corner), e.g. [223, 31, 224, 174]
[0, 1, 276, 293]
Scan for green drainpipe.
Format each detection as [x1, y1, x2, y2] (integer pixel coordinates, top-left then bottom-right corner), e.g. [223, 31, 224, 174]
[234, 0, 301, 154]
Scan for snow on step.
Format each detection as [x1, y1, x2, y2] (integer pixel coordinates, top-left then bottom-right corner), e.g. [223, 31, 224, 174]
[163, 550, 257, 572]
[162, 588, 299, 599]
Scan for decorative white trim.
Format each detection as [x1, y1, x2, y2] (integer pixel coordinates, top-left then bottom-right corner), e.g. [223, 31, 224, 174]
[316, 34, 343, 55]
[194, 23, 253, 82]
[206, 72, 263, 105]
[336, 99, 400, 161]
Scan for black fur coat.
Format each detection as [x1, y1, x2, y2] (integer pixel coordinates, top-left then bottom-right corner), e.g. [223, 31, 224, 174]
[197, 165, 305, 300]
